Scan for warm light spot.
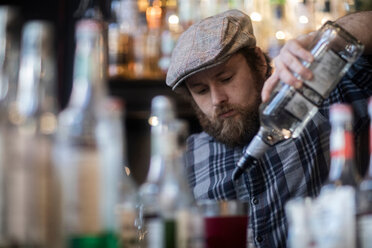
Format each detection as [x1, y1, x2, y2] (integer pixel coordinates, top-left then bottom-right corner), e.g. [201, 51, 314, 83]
[168, 14, 179, 25]
[124, 166, 131, 176]
[275, 30, 286, 40]
[299, 15, 309, 24]
[250, 12, 262, 22]
[148, 116, 159, 126]
[282, 129, 292, 139]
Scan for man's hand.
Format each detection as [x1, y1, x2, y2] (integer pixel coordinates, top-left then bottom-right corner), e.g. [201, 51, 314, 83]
[261, 33, 315, 102]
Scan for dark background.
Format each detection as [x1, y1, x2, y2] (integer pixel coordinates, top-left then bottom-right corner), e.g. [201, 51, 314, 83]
[1, 0, 201, 185]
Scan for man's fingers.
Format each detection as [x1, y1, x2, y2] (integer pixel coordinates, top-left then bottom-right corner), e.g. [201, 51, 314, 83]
[284, 39, 313, 63]
[262, 73, 279, 102]
[279, 49, 313, 81]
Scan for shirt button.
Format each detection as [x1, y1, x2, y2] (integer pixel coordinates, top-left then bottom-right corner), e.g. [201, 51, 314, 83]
[256, 235, 263, 243]
[251, 197, 259, 205]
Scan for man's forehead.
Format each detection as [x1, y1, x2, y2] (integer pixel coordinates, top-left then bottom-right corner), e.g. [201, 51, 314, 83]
[185, 53, 245, 84]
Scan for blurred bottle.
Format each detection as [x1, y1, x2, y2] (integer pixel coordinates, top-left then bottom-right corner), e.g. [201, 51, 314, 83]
[138, 95, 176, 248]
[0, 6, 21, 247]
[357, 97, 372, 248]
[53, 19, 125, 248]
[143, 0, 163, 79]
[315, 0, 333, 29]
[292, 0, 316, 35]
[310, 104, 359, 248]
[159, 119, 205, 248]
[323, 104, 361, 189]
[108, 0, 136, 79]
[267, 0, 290, 58]
[0, 6, 21, 112]
[158, 0, 182, 76]
[4, 20, 60, 247]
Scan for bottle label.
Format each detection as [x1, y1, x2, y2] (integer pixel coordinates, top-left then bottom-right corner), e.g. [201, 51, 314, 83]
[330, 130, 354, 159]
[146, 218, 164, 248]
[119, 208, 139, 247]
[304, 49, 346, 98]
[311, 187, 356, 248]
[77, 149, 101, 234]
[284, 91, 315, 120]
[358, 214, 372, 248]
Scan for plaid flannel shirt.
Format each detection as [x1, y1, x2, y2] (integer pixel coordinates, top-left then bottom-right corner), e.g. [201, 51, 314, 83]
[184, 56, 372, 248]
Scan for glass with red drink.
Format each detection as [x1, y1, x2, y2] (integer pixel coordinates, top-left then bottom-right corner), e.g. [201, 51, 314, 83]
[197, 200, 249, 248]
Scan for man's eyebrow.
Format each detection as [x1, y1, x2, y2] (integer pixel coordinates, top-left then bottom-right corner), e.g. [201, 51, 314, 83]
[187, 82, 204, 89]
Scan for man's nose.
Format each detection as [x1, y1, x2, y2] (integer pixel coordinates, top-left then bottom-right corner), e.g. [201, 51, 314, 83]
[210, 85, 228, 106]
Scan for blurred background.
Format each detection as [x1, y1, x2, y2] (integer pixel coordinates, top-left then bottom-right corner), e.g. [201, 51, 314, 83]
[1, 0, 371, 185]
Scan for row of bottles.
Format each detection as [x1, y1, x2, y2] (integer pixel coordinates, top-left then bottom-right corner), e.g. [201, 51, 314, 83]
[286, 100, 372, 248]
[102, 0, 367, 80]
[0, 5, 140, 248]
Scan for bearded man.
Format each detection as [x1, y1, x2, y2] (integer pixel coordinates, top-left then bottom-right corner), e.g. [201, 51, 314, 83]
[165, 9, 372, 248]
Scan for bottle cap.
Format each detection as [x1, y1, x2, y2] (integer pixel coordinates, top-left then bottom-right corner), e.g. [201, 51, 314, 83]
[329, 103, 353, 124]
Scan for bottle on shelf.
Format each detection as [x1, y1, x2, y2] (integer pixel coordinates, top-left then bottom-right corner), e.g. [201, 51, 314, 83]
[3, 20, 60, 247]
[108, 0, 136, 79]
[267, 0, 290, 58]
[158, 0, 182, 75]
[233, 19, 364, 180]
[356, 96, 372, 248]
[53, 19, 129, 247]
[143, 0, 164, 79]
[138, 95, 176, 248]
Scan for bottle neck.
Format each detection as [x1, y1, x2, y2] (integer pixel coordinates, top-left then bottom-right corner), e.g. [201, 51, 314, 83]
[146, 124, 176, 183]
[68, 22, 107, 110]
[14, 22, 57, 123]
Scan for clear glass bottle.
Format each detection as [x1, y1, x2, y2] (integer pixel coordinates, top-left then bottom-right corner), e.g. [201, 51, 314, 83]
[356, 96, 372, 248]
[0, 7, 21, 246]
[233, 20, 365, 180]
[4, 20, 60, 247]
[53, 19, 123, 248]
[138, 95, 176, 248]
[159, 119, 205, 248]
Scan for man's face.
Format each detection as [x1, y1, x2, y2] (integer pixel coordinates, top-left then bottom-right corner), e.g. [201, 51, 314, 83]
[185, 53, 265, 147]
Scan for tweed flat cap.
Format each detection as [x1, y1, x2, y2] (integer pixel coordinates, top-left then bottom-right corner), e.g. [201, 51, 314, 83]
[166, 9, 256, 92]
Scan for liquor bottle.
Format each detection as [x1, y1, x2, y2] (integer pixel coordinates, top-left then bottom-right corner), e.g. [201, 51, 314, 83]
[107, 0, 136, 79]
[158, 0, 182, 75]
[323, 104, 361, 189]
[143, 0, 163, 79]
[357, 97, 372, 248]
[4, 20, 60, 247]
[158, 118, 202, 248]
[0, 6, 21, 246]
[138, 95, 176, 248]
[311, 103, 359, 248]
[53, 19, 123, 247]
[233, 20, 364, 180]
[267, 0, 289, 58]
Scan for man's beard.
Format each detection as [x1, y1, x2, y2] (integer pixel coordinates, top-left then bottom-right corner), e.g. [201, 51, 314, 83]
[191, 97, 261, 147]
